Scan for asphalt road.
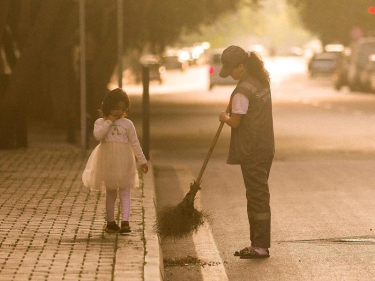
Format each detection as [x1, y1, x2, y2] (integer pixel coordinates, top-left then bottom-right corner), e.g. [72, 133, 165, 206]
[127, 58, 375, 281]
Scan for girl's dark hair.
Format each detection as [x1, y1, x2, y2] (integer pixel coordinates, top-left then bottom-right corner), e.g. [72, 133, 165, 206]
[244, 52, 270, 87]
[101, 88, 130, 117]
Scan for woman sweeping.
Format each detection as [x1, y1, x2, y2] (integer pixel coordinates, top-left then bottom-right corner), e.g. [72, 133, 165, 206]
[218, 45, 275, 258]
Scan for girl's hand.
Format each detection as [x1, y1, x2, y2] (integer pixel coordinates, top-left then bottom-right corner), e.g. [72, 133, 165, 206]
[219, 111, 229, 123]
[106, 114, 117, 122]
[106, 110, 122, 122]
[141, 163, 148, 174]
[111, 109, 123, 118]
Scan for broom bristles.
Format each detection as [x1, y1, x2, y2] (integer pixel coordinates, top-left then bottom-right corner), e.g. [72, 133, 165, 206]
[155, 181, 209, 239]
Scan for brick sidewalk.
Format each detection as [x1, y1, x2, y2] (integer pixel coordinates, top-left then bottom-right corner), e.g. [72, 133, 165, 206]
[0, 145, 152, 281]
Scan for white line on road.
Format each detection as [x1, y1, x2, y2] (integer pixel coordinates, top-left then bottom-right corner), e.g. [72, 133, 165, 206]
[192, 194, 229, 281]
[176, 166, 229, 281]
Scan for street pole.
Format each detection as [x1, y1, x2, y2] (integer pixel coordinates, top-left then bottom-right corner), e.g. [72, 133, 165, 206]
[79, 0, 87, 156]
[142, 66, 150, 160]
[117, 0, 123, 88]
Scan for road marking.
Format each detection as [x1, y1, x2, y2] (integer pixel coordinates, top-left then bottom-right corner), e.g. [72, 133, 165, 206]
[192, 199, 229, 281]
[176, 166, 229, 281]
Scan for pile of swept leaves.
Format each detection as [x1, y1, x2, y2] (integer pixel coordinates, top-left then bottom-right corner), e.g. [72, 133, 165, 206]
[164, 255, 221, 267]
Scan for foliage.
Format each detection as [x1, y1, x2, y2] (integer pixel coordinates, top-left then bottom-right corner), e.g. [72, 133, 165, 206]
[0, 0, 258, 148]
[287, 0, 375, 45]
[182, 0, 312, 55]
[117, 0, 243, 52]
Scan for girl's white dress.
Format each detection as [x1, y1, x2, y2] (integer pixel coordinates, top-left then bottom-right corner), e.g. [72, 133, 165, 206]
[82, 118, 147, 191]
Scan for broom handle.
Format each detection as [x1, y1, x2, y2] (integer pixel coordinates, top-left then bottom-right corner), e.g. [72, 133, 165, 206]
[195, 122, 225, 185]
[195, 100, 232, 185]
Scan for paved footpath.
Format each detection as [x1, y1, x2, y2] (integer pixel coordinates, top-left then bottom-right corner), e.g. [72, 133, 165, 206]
[0, 127, 162, 281]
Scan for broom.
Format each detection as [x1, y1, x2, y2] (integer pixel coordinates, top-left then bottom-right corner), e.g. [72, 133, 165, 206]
[156, 99, 232, 239]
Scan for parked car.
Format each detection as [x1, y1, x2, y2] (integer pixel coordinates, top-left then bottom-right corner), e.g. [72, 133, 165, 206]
[333, 54, 351, 90]
[369, 63, 375, 92]
[162, 50, 189, 71]
[347, 37, 375, 91]
[134, 59, 165, 85]
[358, 54, 375, 92]
[308, 51, 343, 77]
[207, 49, 237, 90]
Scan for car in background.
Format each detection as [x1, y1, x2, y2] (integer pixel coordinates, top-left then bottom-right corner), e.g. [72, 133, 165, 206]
[134, 56, 165, 84]
[181, 45, 206, 66]
[347, 37, 375, 91]
[369, 61, 375, 92]
[359, 54, 375, 92]
[249, 44, 269, 57]
[207, 49, 237, 90]
[333, 54, 351, 90]
[308, 51, 343, 77]
[162, 49, 189, 71]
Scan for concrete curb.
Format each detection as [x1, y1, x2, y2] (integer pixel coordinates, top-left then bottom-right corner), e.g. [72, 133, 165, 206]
[143, 161, 164, 281]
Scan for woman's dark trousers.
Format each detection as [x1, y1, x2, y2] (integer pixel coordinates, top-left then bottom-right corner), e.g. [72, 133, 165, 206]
[240, 158, 273, 248]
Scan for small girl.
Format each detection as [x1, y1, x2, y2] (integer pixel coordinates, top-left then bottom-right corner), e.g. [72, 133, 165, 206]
[82, 88, 148, 234]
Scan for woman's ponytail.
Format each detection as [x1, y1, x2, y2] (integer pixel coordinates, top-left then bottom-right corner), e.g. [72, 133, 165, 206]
[245, 51, 270, 87]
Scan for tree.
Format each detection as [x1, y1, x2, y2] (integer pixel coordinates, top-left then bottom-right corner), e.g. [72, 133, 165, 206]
[287, 0, 375, 46]
[0, 0, 251, 148]
[181, 0, 312, 56]
[0, 0, 74, 148]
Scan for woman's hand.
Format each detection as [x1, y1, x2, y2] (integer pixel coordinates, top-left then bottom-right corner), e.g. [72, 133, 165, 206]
[219, 112, 242, 128]
[219, 111, 229, 123]
[141, 163, 148, 174]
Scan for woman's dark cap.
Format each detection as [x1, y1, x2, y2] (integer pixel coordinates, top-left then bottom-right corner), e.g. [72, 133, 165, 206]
[219, 45, 248, 78]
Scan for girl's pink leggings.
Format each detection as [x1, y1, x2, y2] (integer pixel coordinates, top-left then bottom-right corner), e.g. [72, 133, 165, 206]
[105, 188, 130, 222]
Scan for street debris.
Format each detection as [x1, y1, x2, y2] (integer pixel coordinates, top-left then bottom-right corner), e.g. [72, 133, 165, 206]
[164, 255, 221, 267]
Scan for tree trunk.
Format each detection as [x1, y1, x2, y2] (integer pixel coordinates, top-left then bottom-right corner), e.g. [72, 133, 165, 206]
[0, 0, 10, 46]
[87, 6, 118, 123]
[42, 1, 79, 139]
[0, 0, 67, 149]
[90, 38, 118, 117]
